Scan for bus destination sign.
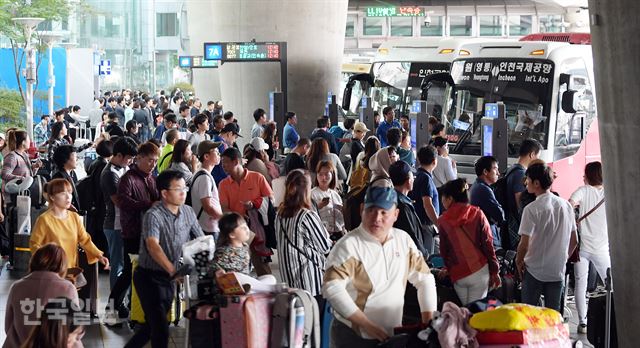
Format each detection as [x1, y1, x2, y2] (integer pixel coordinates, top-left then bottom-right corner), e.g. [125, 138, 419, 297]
[204, 42, 282, 62]
[366, 6, 425, 17]
[453, 59, 554, 85]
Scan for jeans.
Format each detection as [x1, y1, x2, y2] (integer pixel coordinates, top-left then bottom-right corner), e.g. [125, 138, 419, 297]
[521, 270, 564, 312]
[107, 238, 136, 312]
[103, 228, 123, 289]
[330, 318, 380, 348]
[125, 267, 174, 348]
[454, 264, 490, 305]
[575, 250, 611, 324]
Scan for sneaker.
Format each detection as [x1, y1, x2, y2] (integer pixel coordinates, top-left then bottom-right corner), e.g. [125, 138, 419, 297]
[578, 323, 587, 334]
[103, 310, 122, 327]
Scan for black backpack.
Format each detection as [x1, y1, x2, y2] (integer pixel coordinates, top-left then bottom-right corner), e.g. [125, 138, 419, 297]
[185, 171, 213, 218]
[492, 165, 520, 216]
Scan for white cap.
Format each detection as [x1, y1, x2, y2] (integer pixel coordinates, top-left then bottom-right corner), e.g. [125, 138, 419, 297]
[250, 137, 269, 151]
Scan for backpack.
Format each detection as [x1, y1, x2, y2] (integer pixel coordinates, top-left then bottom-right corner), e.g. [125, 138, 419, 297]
[343, 176, 390, 231]
[492, 165, 520, 216]
[185, 170, 212, 219]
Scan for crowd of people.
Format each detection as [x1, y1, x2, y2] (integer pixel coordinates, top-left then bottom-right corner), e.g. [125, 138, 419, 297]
[0, 87, 611, 346]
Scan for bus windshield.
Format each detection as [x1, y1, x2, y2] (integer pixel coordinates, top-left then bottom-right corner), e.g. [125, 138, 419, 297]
[443, 58, 555, 157]
[370, 61, 450, 117]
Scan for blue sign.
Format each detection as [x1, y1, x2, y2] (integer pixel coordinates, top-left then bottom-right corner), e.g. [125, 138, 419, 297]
[412, 100, 422, 113]
[361, 98, 368, 108]
[485, 103, 499, 119]
[179, 56, 193, 68]
[483, 124, 493, 156]
[204, 43, 223, 60]
[99, 59, 111, 76]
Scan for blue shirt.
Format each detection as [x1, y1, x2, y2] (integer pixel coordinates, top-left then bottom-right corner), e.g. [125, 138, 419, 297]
[153, 124, 166, 140]
[283, 123, 299, 150]
[470, 177, 505, 249]
[409, 168, 439, 225]
[376, 119, 402, 147]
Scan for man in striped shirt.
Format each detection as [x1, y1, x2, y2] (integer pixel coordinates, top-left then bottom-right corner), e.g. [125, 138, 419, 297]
[323, 186, 437, 347]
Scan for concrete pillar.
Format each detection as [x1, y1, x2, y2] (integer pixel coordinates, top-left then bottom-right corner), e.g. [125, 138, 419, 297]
[588, 0, 640, 345]
[186, 0, 348, 145]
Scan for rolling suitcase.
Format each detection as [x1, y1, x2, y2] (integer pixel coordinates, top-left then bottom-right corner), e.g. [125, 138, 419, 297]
[183, 274, 220, 348]
[219, 292, 275, 348]
[270, 289, 321, 348]
[587, 268, 617, 348]
[129, 255, 182, 326]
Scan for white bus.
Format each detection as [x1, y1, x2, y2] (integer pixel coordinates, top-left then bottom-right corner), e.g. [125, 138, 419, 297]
[422, 33, 598, 198]
[342, 37, 509, 118]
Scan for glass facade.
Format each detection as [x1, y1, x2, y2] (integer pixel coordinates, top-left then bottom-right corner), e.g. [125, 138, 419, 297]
[390, 17, 412, 36]
[509, 15, 533, 36]
[420, 16, 443, 36]
[157, 13, 178, 37]
[539, 15, 564, 33]
[363, 17, 384, 36]
[346, 15, 355, 37]
[479, 15, 503, 36]
[450, 16, 473, 36]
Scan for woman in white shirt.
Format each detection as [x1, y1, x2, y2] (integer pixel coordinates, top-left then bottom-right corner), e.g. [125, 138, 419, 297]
[569, 161, 609, 334]
[431, 137, 457, 188]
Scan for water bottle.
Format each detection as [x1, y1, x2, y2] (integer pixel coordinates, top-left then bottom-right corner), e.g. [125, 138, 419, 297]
[293, 305, 305, 348]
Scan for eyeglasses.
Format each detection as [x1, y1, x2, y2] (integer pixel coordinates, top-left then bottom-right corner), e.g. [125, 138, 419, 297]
[168, 187, 189, 193]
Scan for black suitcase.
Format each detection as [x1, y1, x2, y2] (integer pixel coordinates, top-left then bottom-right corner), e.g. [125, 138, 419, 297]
[587, 268, 617, 348]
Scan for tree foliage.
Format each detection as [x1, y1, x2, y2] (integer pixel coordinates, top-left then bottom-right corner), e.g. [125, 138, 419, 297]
[0, 0, 71, 125]
[0, 0, 70, 41]
[0, 88, 26, 129]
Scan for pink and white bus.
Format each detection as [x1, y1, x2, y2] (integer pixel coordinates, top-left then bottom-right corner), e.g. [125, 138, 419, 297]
[426, 33, 599, 198]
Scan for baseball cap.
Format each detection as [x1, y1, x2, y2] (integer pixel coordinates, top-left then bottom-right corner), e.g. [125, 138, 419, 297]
[0, 133, 5, 140]
[221, 123, 242, 137]
[250, 137, 269, 151]
[354, 121, 370, 133]
[364, 186, 397, 210]
[197, 140, 222, 159]
[389, 160, 412, 187]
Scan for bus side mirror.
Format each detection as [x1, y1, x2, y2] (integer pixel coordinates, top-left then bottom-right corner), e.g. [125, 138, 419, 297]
[342, 82, 354, 111]
[562, 90, 578, 113]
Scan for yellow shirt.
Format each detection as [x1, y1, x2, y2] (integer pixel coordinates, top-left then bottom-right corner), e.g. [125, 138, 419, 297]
[157, 144, 174, 174]
[30, 210, 103, 267]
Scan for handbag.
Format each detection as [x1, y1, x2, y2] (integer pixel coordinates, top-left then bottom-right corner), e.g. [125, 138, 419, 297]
[569, 198, 605, 263]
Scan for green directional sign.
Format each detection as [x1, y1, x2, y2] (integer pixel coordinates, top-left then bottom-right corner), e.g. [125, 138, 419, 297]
[366, 6, 425, 17]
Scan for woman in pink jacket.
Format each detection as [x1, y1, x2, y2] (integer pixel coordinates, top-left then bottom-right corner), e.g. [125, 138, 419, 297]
[4, 243, 79, 348]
